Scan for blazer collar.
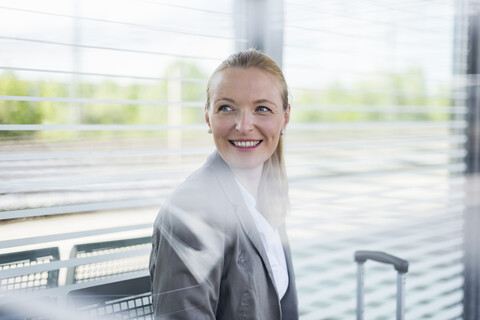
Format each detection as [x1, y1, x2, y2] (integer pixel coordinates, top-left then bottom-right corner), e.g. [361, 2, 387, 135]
[205, 151, 278, 296]
[204, 151, 242, 206]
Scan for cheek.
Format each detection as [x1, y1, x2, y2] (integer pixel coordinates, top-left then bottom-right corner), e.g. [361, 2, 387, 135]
[211, 117, 231, 136]
[261, 118, 283, 137]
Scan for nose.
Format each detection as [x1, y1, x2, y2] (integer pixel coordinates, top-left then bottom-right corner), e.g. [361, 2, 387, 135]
[235, 110, 254, 134]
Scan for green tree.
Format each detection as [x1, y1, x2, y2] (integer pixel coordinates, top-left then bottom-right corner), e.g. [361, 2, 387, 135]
[0, 72, 44, 137]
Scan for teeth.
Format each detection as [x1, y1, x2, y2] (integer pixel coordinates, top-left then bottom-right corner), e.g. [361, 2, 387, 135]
[233, 140, 260, 147]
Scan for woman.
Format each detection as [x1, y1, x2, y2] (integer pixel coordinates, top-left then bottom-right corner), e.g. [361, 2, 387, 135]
[149, 49, 298, 319]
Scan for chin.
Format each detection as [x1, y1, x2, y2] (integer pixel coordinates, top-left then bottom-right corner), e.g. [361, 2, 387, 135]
[229, 158, 265, 170]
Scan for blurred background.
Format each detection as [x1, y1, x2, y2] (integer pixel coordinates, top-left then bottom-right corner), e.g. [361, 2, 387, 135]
[0, 0, 479, 319]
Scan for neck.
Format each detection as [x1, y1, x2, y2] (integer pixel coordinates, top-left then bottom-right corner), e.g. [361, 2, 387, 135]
[231, 164, 263, 199]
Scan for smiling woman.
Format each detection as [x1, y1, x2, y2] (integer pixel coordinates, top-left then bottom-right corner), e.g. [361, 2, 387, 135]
[206, 68, 289, 180]
[149, 49, 298, 319]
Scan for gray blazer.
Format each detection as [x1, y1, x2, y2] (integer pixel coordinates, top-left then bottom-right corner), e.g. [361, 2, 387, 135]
[149, 151, 298, 319]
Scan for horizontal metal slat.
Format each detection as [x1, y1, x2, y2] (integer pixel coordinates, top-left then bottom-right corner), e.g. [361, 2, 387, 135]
[0, 36, 224, 61]
[0, 224, 152, 250]
[288, 121, 467, 130]
[0, 247, 150, 279]
[0, 95, 204, 107]
[0, 66, 207, 83]
[0, 147, 212, 161]
[0, 135, 465, 161]
[0, 198, 164, 221]
[0, 269, 149, 305]
[294, 103, 467, 114]
[0, 159, 465, 193]
[0, 124, 205, 131]
[0, 5, 239, 40]
[0, 120, 468, 131]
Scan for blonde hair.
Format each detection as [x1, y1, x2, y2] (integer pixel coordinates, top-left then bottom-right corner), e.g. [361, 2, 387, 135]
[206, 49, 290, 225]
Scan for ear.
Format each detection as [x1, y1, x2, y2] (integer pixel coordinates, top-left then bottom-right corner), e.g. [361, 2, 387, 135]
[283, 104, 291, 130]
[205, 103, 211, 128]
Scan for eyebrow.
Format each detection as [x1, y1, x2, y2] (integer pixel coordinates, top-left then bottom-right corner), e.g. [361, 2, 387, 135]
[214, 97, 236, 104]
[254, 99, 277, 106]
[214, 97, 277, 106]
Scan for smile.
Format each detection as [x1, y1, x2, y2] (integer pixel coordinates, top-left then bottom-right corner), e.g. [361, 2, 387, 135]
[229, 140, 262, 148]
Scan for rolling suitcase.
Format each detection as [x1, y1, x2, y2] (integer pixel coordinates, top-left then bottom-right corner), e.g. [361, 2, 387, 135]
[354, 251, 409, 320]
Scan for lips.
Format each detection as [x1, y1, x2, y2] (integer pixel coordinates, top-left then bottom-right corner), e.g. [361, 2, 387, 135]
[229, 140, 262, 148]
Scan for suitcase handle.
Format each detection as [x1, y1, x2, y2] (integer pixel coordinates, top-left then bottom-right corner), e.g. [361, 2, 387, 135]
[354, 250, 409, 273]
[354, 250, 408, 320]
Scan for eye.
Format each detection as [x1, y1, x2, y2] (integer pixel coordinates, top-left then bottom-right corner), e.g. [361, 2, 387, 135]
[218, 105, 232, 111]
[256, 106, 271, 112]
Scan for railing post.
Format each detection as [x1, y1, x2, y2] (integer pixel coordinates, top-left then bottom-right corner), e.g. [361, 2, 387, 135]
[396, 273, 406, 320]
[356, 262, 364, 320]
[466, 1, 480, 175]
[167, 68, 182, 165]
[464, 1, 480, 319]
[234, 0, 284, 67]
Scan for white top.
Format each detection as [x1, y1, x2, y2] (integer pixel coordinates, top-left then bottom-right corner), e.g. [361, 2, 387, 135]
[235, 179, 289, 299]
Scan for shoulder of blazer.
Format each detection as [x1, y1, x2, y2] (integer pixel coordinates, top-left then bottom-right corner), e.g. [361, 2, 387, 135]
[153, 151, 242, 230]
[175, 150, 244, 206]
[203, 151, 245, 206]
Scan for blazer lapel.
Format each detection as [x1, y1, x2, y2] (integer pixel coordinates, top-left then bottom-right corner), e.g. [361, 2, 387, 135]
[206, 151, 278, 293]
[279, 224, 299, 319]
[234, 202, 277, 283]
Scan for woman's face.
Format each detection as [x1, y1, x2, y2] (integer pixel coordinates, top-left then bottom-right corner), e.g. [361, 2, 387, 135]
[205, 68, 290, 172]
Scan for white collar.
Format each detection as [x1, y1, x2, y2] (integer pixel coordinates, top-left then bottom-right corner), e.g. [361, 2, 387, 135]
[234, 178, 289, 299]
[234, 179, 277, 234]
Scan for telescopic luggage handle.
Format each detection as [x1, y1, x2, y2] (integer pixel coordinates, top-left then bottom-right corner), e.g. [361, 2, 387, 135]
[354, 251, 409, 320]
[355, 251, 409, 273]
